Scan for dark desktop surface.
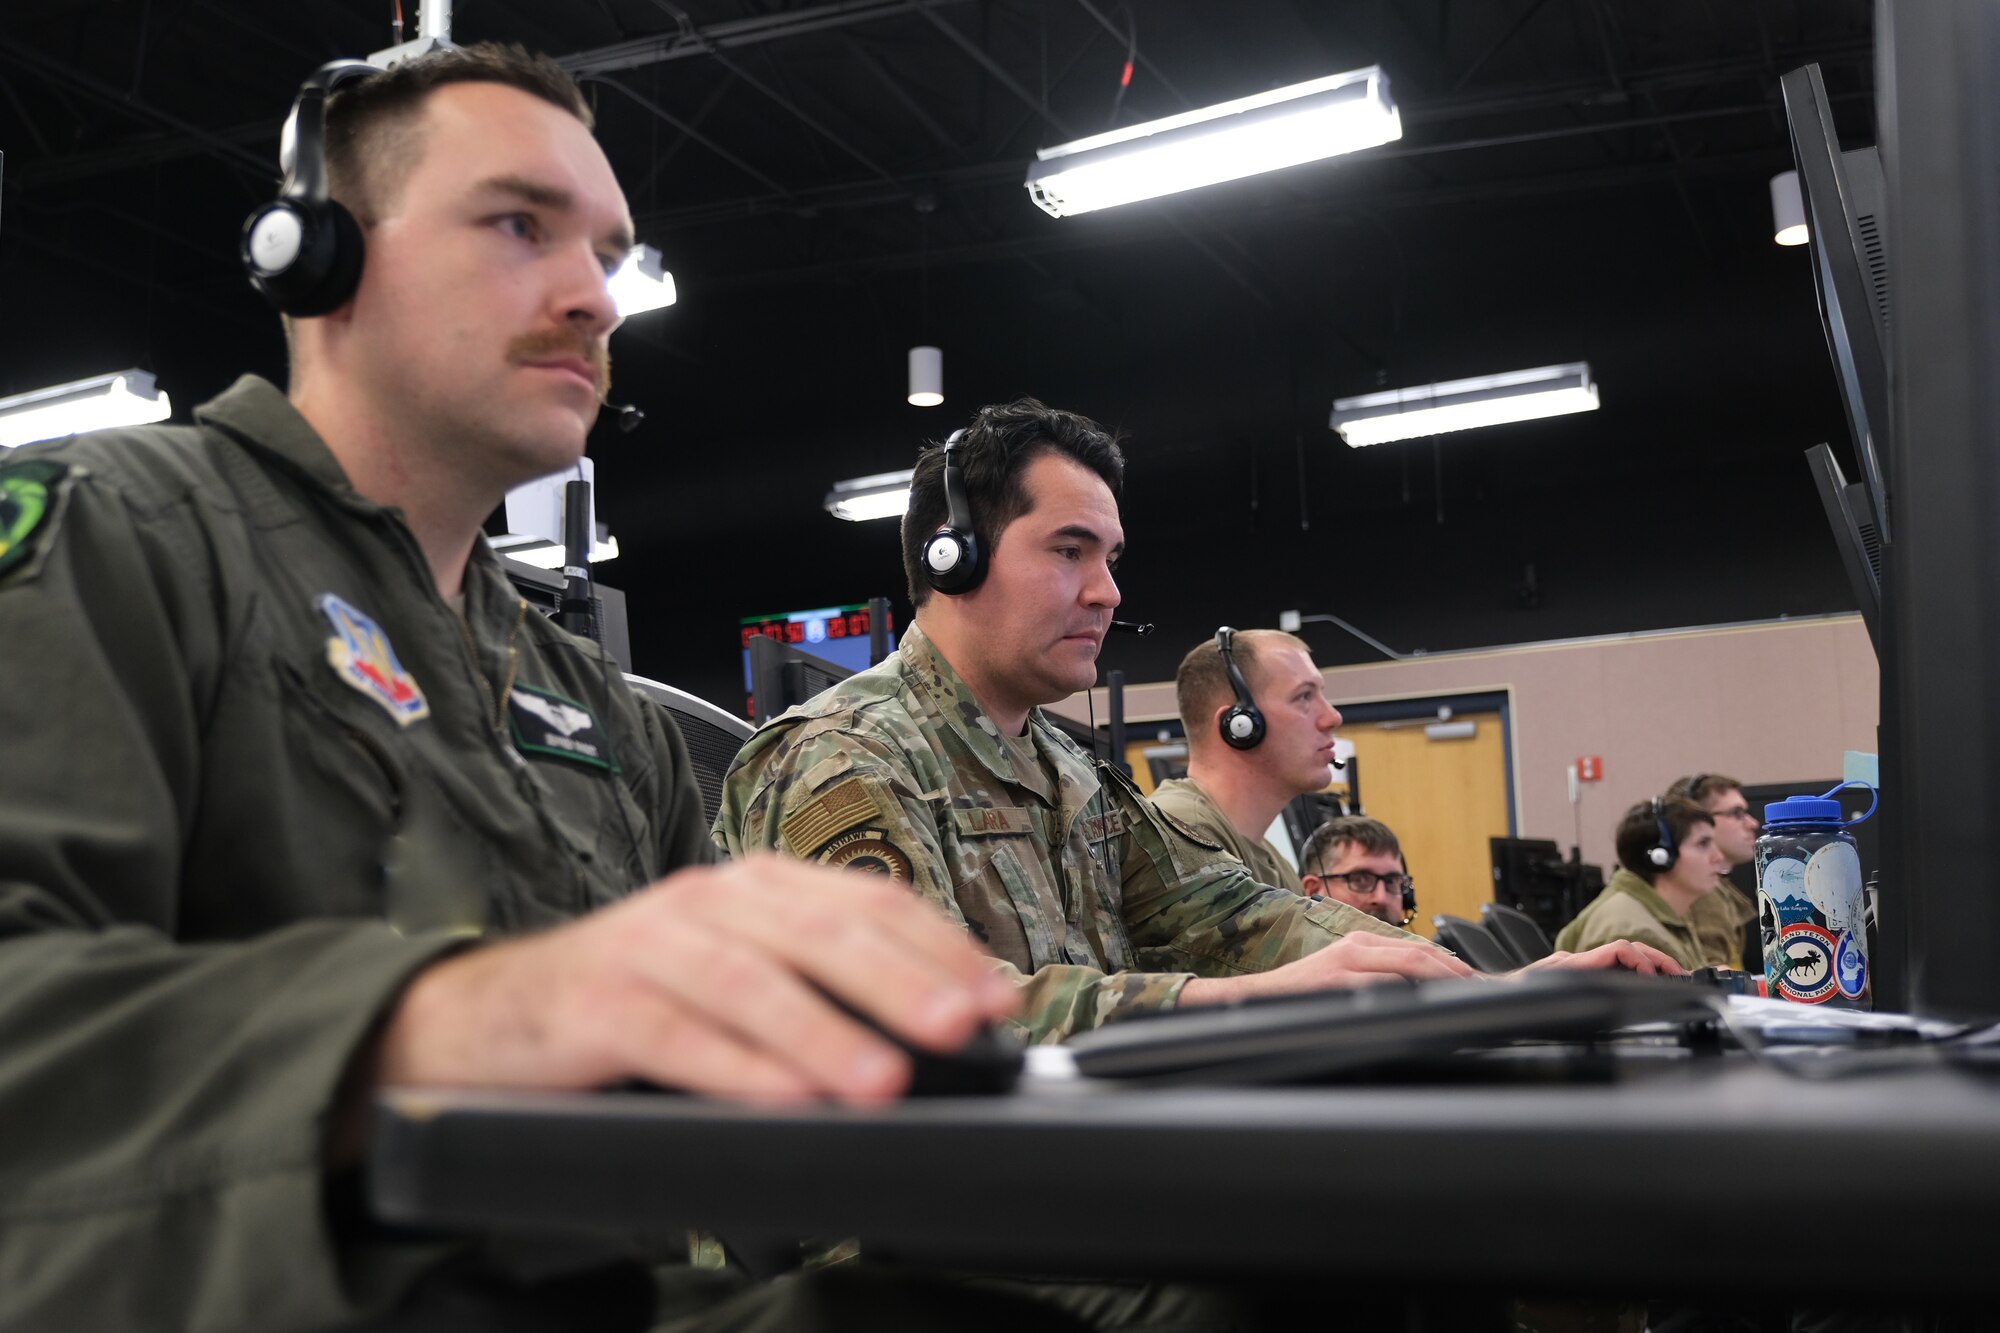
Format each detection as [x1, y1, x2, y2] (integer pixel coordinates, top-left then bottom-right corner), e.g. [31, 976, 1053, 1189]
[370, 1023, 2000, 1301]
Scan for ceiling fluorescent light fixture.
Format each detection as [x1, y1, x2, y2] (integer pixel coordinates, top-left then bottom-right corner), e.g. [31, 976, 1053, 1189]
[0, 370, 172, 450]
[489, 532, 621, 568]
[1025, 66, 1401, 218]
[824, 468, 915, 522]
[609, 244, 677, 317]
[1329, 362, 1600, 447]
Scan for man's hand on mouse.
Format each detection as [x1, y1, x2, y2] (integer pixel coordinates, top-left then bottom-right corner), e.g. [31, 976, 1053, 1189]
[366, 856, 1021, 1109]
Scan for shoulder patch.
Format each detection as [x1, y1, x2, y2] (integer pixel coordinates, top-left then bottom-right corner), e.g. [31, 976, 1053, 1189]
[0, 459, 70, 582]
[780, 775, 885, 856]
[815, 828, 914, 881]
[1156, 806, 1225, 851]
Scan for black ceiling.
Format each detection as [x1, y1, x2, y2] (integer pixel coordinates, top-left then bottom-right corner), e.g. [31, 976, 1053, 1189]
[0, 0, 1880, 711]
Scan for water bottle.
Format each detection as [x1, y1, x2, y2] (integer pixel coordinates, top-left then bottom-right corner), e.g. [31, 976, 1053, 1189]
[1754, 782, 1877, 1009]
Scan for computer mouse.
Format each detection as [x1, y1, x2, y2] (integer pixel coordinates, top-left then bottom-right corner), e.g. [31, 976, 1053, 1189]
[888, 1022, 1026, 1097]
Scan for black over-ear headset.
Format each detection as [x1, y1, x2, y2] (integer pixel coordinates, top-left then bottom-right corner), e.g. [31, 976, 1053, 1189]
[1647, 794, 1680, 868]
[241, 59, 382, 317]
[921, 428, 986, 595]
[1214, 626, 1266, 750]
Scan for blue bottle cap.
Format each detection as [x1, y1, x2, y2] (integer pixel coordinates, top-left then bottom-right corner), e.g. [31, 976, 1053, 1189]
[1763, 795, 1844, 825]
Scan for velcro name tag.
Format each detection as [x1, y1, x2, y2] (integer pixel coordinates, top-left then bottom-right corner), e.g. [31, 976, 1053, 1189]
[951, 805, 1034, 837]
[508, 683, 615, 771]
[1080, 809, 1129, 843]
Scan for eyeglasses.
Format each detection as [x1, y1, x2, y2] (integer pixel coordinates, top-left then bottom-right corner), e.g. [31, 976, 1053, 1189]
[1711, 806, 1757, 821]
[1314, 869, 1414, 897]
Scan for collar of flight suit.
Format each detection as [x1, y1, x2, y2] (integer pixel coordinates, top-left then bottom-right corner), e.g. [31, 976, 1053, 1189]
[193, 374, 530, 653]
[1606, 866, 1697, 930]
[896, 622, 1096, 810]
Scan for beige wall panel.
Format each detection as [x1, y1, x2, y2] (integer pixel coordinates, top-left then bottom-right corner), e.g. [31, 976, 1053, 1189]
[1060, 615, 1878, 874]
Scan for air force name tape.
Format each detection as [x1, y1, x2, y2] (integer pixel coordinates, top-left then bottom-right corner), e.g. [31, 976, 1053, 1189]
[508, 683, 614, 772]
[319, 592, 430, 726]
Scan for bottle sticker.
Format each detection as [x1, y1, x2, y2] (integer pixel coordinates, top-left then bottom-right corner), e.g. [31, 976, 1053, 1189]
[1775, 922, 1839, 1003]
[1834, 929, 1868, 1000]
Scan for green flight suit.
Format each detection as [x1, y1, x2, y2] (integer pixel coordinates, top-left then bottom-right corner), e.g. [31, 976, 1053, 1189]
[1685, 872, 1757, 969]
[1148, 777, 1306, 895]
[0, 378, 717, 1331]
[1553, 868, 1707, 971]
[713, 624, 1412, 1045]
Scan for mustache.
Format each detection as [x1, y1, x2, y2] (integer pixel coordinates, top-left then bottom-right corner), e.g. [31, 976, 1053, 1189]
[508, 328, 612, 402]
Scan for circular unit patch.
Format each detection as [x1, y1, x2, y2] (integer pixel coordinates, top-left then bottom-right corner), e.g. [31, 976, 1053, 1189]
[816, 828, 912, 881]
[1775, 922, 1840, 1003]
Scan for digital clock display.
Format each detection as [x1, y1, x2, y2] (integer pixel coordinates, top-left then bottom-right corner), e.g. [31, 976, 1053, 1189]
[739, 603, 896, 712]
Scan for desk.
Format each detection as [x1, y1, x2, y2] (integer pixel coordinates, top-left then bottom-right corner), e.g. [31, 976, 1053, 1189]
[370, 1054, 2000, 1299]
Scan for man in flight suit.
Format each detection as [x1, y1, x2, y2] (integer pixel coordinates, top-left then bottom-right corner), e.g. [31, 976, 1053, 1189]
[714, 400, 1680, 1046]
[1151, 627, 1343, 896]
[0, 44, 1031, 1333]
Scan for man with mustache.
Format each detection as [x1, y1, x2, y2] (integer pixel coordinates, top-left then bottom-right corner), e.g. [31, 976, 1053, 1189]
[0, 43, 1038, 1333]
[715, 400, 1680, 1045]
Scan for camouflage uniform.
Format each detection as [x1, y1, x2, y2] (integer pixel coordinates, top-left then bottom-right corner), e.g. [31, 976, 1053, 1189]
[1147, 777, 1306, 895]
[1685, 872, 1757, 969]
[714, 624, 1412, 1045]
[1553, 867, 1707, 971]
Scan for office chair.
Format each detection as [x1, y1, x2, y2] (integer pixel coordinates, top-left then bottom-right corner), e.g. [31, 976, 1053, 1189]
[1432, 915, 1519, 974]
[1481, 902, 1555, 966]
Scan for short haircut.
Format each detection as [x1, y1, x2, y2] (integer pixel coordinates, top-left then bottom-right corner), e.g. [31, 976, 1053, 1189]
[1301, 816, 1402, 875]
[1666, 773, 1744, 806]
[1174, 629, 1312, 743]
[324, 42, 593, 226]
[1614, 797, 1715, 883]
[900, 398, 1125, 609]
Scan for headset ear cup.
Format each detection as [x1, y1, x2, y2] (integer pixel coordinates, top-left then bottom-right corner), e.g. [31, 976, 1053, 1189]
[1648, 846, 1671, 867]
[1220, 704, 1265, 751]
[923, 528, 983, 595]
[244, 198, 365, 317]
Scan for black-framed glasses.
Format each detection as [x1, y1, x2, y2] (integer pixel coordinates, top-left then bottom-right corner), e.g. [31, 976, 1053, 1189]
[1711, 806, 1757, 821]
[1315, 869, 1414, 897]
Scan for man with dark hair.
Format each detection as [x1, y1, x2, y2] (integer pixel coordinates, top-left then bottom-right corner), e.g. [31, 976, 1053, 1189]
[1300, 817, 1415, 928]
[1666, 773, 1761, 969]
[0, 43, 1028, 1332]
[1149, 629, 1329, 894]
[717, 401, 1680, 1046]
[1555, 798, 1728, 969]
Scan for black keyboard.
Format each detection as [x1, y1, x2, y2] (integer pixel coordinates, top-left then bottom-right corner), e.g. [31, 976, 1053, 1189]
[1060, 971, 1720, 1085]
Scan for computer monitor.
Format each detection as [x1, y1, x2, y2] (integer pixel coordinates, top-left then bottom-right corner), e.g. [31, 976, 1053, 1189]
[747, 634, 856, 727]
[739, 602, 893, 705]
[1489, 837, 1600, 941]
[1875, 0, 2000, 1020]
[1782, 65, 1893, 559]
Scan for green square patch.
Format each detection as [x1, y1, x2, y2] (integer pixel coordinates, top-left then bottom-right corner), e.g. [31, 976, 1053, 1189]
[507, 682, 617, 773]
[0, 460, 69, 580]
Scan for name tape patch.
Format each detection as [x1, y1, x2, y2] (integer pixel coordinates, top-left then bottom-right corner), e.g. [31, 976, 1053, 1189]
[508, 683, 615, 771]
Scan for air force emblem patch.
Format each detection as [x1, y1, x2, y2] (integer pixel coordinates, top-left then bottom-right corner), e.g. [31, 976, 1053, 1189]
[508, 683, 615, 772]
[318, 592, 430, 727]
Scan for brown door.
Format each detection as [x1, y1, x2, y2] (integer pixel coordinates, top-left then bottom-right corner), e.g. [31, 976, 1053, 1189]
[1333, 711, 1511, 940]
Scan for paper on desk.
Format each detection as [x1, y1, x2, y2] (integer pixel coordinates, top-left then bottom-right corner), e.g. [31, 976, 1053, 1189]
[1725, 995, 1963, 1040]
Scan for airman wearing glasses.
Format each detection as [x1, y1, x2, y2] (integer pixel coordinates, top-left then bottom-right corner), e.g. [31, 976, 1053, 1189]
[1299, 816, 1416, 927]
[1666, 772, 1761, 969]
